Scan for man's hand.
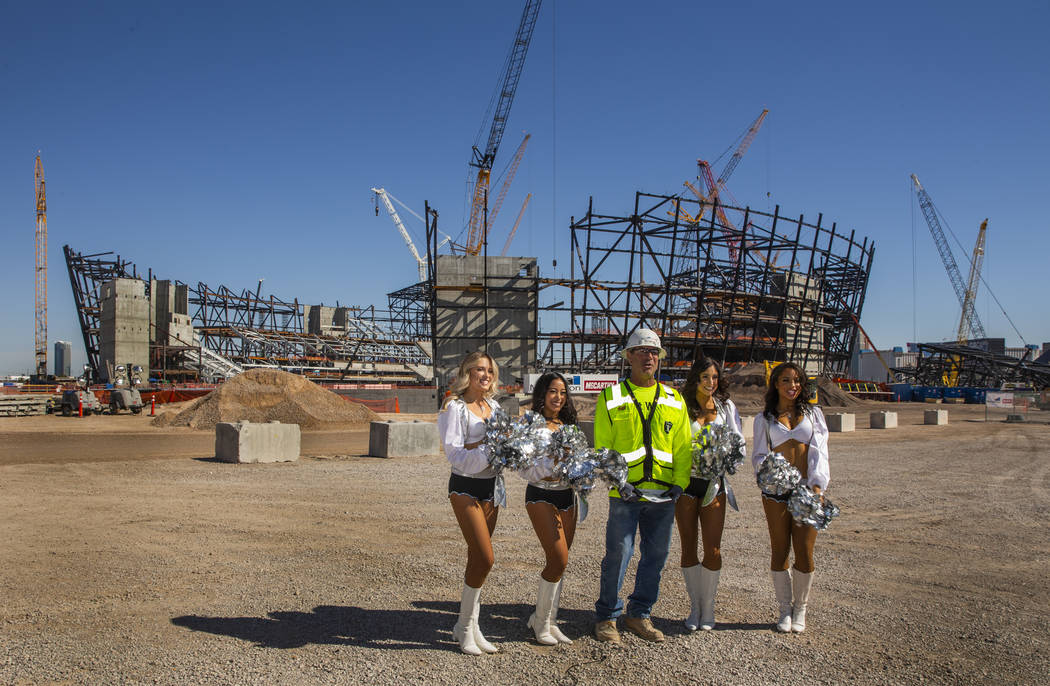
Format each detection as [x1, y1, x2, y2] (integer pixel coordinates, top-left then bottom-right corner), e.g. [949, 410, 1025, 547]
[661, 485, 683, 502]
[619, 483, 642, 503]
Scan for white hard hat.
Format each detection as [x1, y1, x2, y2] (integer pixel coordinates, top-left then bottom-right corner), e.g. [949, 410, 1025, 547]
[621, 328, 667, 359]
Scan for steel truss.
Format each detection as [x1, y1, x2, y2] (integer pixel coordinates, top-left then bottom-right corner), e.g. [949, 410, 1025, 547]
[537, 192, 875, 376]
[895, 343, 1050, 388]
[63, 247, 431, 382]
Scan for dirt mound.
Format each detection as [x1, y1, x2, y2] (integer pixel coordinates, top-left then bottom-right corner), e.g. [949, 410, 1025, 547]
[151, 369, 379, 430]
[814, 377, 863, 408]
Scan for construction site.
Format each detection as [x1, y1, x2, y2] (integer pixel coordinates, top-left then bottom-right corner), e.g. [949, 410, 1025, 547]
[3, 2, 1049, 685]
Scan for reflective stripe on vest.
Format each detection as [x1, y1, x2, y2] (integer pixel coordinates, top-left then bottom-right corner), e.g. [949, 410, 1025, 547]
[622, 446, 673, 467]
[606, 383, 678, 411]
[605, 383, 632, 410]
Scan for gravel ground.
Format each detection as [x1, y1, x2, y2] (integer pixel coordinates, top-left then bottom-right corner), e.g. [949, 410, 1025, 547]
[1, 404, 1047, 685]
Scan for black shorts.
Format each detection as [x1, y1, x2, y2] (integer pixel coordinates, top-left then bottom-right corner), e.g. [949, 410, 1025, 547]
[683, 477, 713, 500]
[760, 490, 791, 504]
[448, 473, 497, 502]
[524, 484, 574, 511]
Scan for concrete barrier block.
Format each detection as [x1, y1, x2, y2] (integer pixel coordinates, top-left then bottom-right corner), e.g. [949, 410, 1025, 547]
[924, 409, 948, 425]
[369, 420, 439, 458]
[740, 415, 755, 439]
[577, 421, 595, 447]
[826, 413, 855, 432]
[870, 411, 898, 429]
[216, 421, 300, 463]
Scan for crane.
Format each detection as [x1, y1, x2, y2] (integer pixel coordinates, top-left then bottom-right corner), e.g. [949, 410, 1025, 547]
[716, 108, 768, 185]
[910, 174, 987, 341]
[464, 0, 542, 255]
[34, 154, 48, 379]
[372, 188, 427, 282]
[486, 133, 530, 234]
[957, 219, 987, 344]
[501, 193, 532, 256]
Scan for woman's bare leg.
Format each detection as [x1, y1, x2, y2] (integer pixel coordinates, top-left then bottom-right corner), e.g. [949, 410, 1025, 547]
[450, 494, 498, 587]
[698, 492, 727, 571]
[675, 495, 701, 568]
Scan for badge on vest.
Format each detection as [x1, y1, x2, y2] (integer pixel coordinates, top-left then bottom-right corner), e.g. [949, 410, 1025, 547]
[664, 421, 673, 434]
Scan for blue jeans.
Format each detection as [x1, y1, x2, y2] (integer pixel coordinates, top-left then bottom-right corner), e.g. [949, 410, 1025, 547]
[595, 496, 676, 621]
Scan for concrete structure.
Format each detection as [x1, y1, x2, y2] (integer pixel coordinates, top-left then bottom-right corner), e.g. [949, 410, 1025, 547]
[870, 411, 897, 429]
[215, 421, 301, 463]
[854, 349, 919, 383]
[740, 415, 755, 441]
[151, 279, 191, 346]
[305, 305, 351, 336]
[53, 341, 72, 377]
[99, 278, 150, 383]
[331, 387, 440, 414]
[368, 420, 439, 458]
[826, 413, 855, 432]
[924, 410, 948, 425]
[433, 254, 538, 390]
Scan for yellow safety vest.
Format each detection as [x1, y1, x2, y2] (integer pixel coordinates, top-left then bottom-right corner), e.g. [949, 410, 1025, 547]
[594, 381, 691, 498]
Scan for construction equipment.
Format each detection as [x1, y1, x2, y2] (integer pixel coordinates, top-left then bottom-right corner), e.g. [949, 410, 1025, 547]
[34, 155, 48, 379]
[957, 219, 988, 344]
[372, 187, 427, 282]
[486, 133, 530, 234]
[108, 364, 144, 414]
[501, 193, 532, 256]
[910, 174, 987, 341]
[464, 0, 542, 255]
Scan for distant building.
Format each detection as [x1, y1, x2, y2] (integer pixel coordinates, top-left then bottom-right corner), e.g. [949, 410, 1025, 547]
[853, 348, 919, 383]
[54, 341, 72, 377]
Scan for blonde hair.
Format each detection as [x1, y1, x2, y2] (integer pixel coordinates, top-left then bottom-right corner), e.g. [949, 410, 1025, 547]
[446, 351, 499, 406]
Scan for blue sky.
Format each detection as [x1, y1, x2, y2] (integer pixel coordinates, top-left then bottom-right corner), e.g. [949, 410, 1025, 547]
[2, 0, 1048, 375]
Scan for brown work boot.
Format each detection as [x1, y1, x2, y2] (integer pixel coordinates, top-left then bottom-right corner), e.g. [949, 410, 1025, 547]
[620, 615, 665, 642]
[594, 619, 621, 643]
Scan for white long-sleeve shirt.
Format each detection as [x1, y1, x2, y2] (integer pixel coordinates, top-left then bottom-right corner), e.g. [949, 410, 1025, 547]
[437, 397, 500, 478]
[689, 397, 747, 464]
[750, 406, 830, 491]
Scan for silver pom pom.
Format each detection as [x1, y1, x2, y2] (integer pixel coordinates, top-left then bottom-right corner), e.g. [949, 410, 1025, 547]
[756, 453, 801, 496]
[691, 423, 746, 480]
[484, 409, 552, 472]
[788, 485, 840, 530]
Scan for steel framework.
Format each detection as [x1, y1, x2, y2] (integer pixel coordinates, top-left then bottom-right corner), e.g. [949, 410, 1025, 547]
[894, 342, 1050, 388]
[537, 192, 875, 376]
[63, 246, 431, 383]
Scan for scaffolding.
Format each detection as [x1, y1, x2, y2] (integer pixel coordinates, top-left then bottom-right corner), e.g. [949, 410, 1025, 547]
[536, 192, 875, 376]
[63, 246, 432, 383]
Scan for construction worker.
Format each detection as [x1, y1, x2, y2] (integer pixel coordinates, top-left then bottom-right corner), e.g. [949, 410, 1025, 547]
[593, 328, 692, 643]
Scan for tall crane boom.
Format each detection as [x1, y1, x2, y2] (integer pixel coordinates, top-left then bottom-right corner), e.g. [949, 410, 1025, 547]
[958, 219, 987, 344]
[34, 155, 48, 379]
[717, 108, 768, 185]
[372, 188, 426, 282]
[465, 0, 542, 255]
[910, 174, 987, 341]
[486, 133, 530, 233]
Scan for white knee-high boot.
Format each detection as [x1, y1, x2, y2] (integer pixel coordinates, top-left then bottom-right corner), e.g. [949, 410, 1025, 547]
[771, 570, 793, 633]
[452, 584, 482, 655]
[698, 566, 720, 631]
[681, 565, 703, 631]
[453, 585, 498, 654]
[549, 578, 572, 644]
[526, 577, 559, 645]
[791, 570, 813, 633]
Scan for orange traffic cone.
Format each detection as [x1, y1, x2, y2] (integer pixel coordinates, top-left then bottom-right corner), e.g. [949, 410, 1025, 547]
[394, 396, 400, 413]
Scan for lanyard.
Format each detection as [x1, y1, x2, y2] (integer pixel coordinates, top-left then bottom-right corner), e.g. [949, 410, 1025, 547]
[624, 381, 660, 482]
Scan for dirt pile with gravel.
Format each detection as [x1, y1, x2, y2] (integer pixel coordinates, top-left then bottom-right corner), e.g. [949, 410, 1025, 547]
[151, 368, 379, 430]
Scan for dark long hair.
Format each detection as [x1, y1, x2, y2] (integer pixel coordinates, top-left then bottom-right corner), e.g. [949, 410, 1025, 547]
[531, 372, 578, 426]
[763, 361, 813, 420]
[682, 354, 729, 421]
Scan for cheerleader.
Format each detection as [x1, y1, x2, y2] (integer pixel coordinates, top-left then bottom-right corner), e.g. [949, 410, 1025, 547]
[437, 351, 503, 655]
[675, 354, 745, 631]
[518, 372, 578, 645]
[751, 362, 829, 633]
